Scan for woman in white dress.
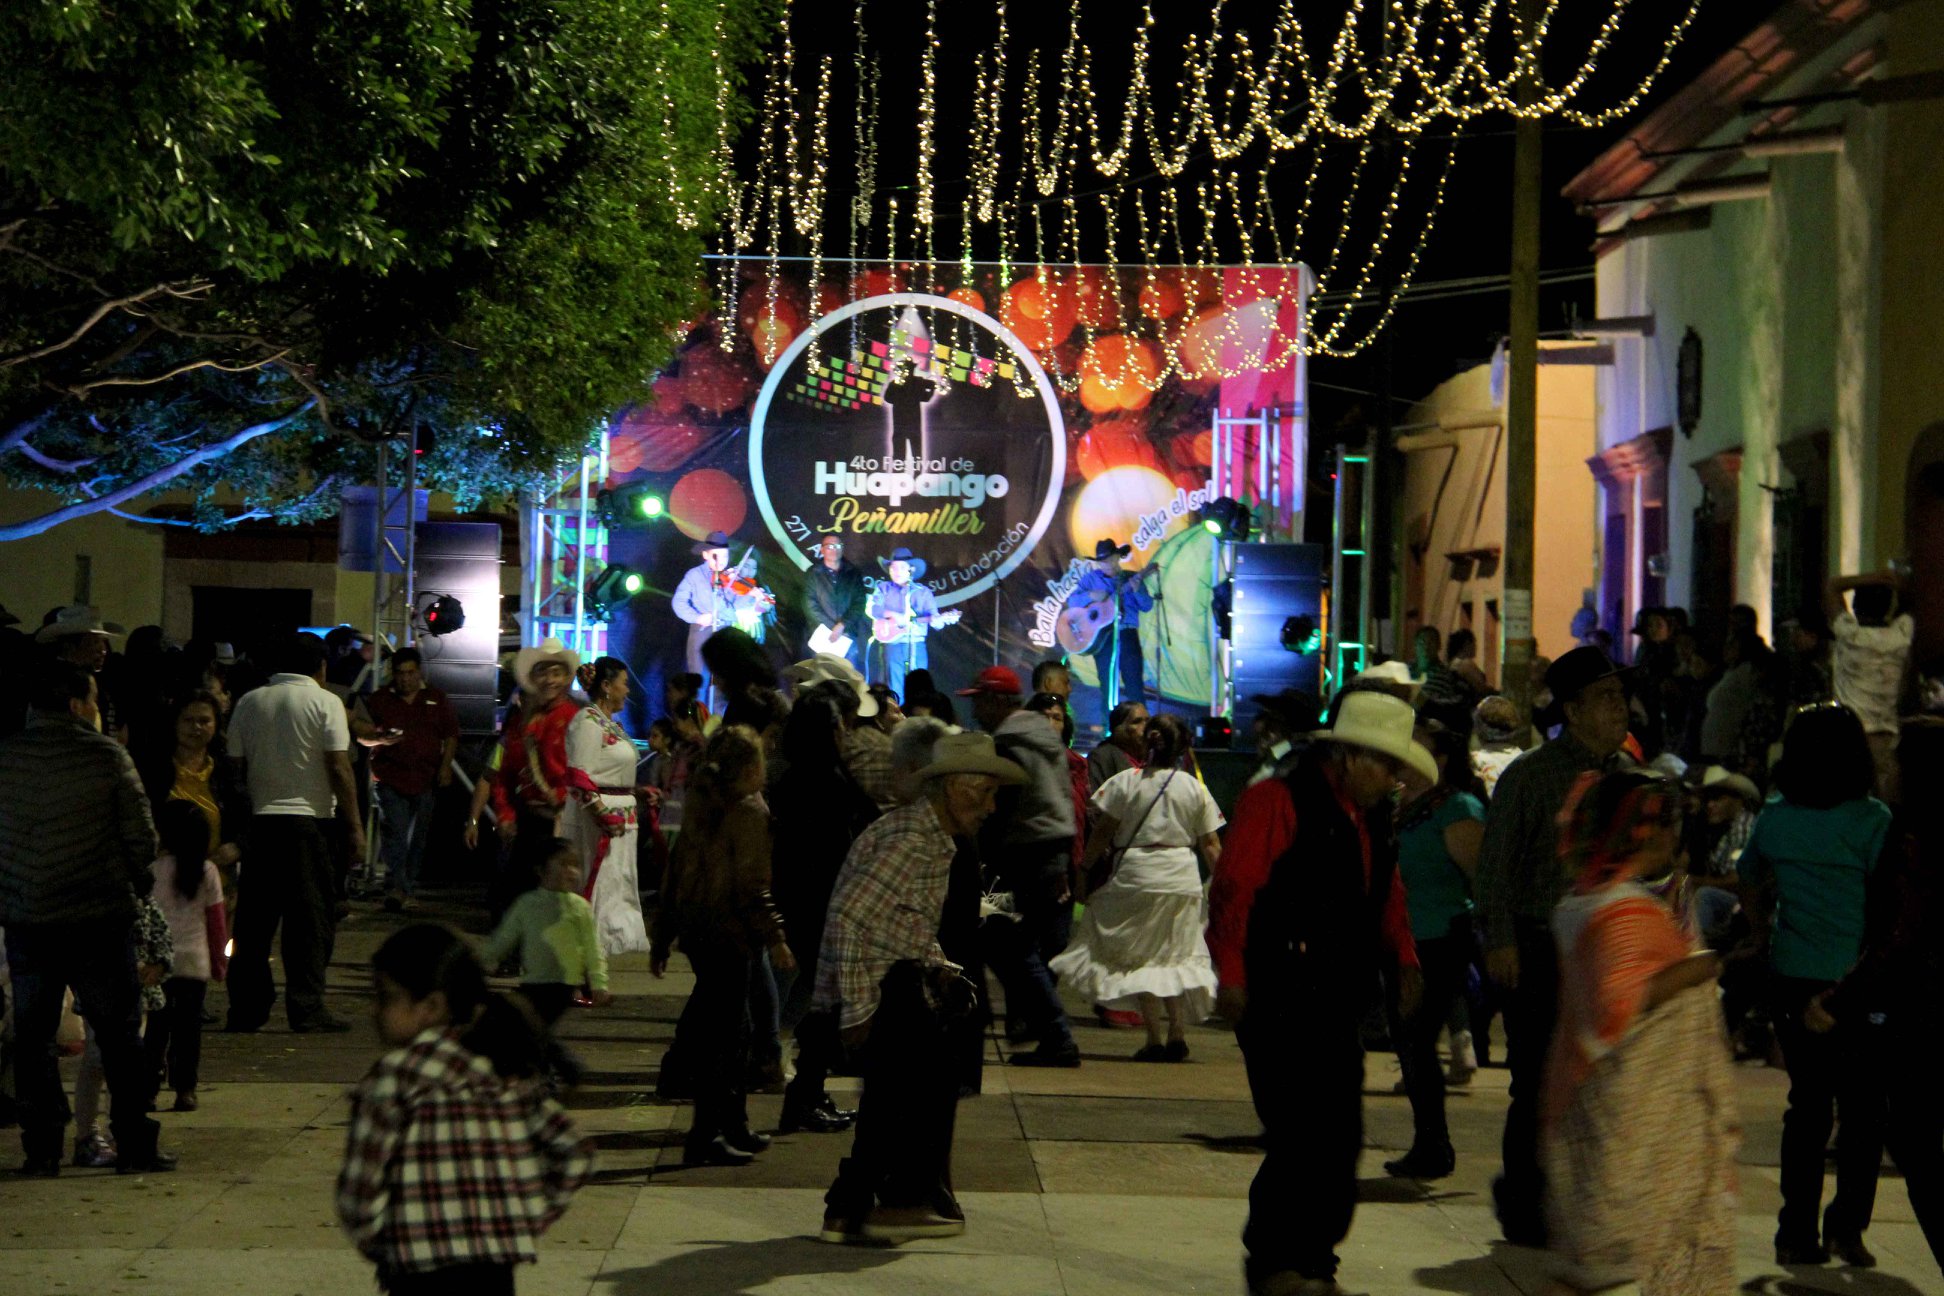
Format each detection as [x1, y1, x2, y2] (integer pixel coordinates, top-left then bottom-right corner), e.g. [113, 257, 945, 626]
[1053, 713, 1224, 1061]
[563, 656, 651, 957]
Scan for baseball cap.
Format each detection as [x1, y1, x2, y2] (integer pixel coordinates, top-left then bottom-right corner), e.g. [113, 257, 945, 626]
[955, 665, 1023, 697]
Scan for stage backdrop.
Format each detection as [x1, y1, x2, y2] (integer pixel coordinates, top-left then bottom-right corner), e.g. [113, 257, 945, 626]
[600, 261, 1308, 728]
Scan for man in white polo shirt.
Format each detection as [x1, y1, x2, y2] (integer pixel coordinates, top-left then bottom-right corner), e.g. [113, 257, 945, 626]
[224, 633, 366, 1033]
[1826, 568, 1914, 803]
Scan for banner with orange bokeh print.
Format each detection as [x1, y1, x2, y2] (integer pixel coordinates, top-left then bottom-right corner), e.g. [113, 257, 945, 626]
[601, 261, 1306, 717]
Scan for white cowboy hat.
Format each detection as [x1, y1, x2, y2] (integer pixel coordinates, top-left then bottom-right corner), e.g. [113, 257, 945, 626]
[513, 637, 581, 693]
[1313, 691, 1438, 789]
[34, 605, 126, 643]
[1351, 659, 1422, 701]
[1698, 764, 1761, 807]
[784, 652, 879, 718]
[914, 731, 1025, 784]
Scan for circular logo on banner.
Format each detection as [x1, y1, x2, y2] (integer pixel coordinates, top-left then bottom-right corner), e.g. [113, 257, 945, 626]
[749, 294, 1067, 605]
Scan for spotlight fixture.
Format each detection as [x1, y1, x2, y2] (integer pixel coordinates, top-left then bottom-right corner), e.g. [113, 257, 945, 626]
[1200, 496, 1253, 542]
[586, 563, 646, 617]
[596, 482, 667, 528]
[1281, 615, 1321, 655]
[420, 594, 465, 636]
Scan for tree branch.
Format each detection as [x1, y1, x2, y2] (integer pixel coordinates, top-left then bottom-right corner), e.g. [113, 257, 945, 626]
[0, 401, 316, 542]
[13, 441, 96, 473]
[63, 350, 287, 397]
[0, 281, 210, 370]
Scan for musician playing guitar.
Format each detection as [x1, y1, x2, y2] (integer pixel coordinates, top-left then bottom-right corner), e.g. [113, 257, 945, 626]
[1062, 538, 1158, 708]
[867, 545, 961, 700]
[803, 534, 868, 671]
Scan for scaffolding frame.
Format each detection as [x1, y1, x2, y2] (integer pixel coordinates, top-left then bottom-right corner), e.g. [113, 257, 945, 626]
[522, 430, 612, 657]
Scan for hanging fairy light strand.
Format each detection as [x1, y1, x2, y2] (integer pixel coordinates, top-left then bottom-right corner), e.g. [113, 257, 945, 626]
[711, 0, 1705, 367]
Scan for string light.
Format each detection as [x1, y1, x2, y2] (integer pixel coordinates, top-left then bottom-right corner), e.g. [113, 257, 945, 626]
[705, 0, 1704, 363]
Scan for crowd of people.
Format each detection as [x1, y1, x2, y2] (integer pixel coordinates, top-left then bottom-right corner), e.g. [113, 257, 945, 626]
[2, 561, 1941, 1296]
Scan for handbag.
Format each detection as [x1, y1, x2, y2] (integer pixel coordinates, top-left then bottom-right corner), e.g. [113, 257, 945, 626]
[1085, 770, 1176, 897]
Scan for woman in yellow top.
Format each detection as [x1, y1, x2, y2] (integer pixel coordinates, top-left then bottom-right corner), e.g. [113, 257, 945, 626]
[138, 691, 246, 892]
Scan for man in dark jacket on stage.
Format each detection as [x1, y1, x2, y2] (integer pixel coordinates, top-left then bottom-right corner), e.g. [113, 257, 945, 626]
[804, 535, 869, 673]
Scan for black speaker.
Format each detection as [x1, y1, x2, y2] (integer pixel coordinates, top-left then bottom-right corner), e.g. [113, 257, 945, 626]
[413, 522, 504, 735]
[1228, 543, 1328, 752]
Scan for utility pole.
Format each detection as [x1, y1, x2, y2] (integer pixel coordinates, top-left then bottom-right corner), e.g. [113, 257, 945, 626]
[1502, 0, 1542, 732]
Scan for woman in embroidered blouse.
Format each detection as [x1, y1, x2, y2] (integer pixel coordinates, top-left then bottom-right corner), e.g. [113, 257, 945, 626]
[564, 657, 651, 958]
[488, 639, 584, 917]
[1542, 770, 1736, 1296]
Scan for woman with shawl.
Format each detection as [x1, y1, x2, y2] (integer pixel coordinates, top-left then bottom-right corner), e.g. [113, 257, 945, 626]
[1542, 769, 1738, 1296]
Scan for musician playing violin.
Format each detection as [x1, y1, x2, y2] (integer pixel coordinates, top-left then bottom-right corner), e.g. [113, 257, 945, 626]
[1067, 538, 1157, 708]
[672, 529, 767, 699]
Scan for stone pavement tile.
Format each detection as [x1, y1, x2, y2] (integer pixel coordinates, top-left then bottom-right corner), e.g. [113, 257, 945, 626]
[1040, 1192, 1245, 1295]
[162, 1176, 344, 1249]
[0, 1172, 223, 1250]
[595, 1242, 1066, 1296]
[997, 1055, 1253, 1102]
[615, 1186, 1055, 1258]
[1014, 1094, 1260, 1145]
[1029, 1139, 1259, 1199]
[542, 1184, 641, 1252]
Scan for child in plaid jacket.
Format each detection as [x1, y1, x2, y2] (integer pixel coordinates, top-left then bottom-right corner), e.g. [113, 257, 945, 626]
[337, 924, 593, 1294]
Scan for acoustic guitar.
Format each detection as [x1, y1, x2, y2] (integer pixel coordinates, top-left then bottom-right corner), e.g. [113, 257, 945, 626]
[871, 608, 962, 644]
[1056, 566, 1160, 655]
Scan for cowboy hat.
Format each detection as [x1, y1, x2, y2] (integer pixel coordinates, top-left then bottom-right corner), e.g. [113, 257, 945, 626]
[784, 653, 879, 718]
[1534, 645, 1633, 730]
[1312, 690, 1438, 789]
[914, 731, 1025, 785]
[691, 530, 733, 555]
[1698, 764, 1761, 807]
[1351, 660, 1422, 701]
[513, 637, 581, 692]
[34, 605, 126, 643]
[878, 547, 928, 581]
[1092, 538, 1132, 561]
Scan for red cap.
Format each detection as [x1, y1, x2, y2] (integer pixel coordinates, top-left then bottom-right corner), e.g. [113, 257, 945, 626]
[956, 665, 1023, 697]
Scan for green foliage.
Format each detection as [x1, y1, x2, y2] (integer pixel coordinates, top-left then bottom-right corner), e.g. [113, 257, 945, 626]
[0, 0, 775, 535]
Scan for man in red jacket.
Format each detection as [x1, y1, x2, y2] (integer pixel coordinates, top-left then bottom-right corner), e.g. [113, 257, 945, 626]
[1207, 691, 1431, 1296]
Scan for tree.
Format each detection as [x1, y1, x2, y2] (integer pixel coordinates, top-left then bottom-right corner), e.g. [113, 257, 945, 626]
[0, 0, 774, 540]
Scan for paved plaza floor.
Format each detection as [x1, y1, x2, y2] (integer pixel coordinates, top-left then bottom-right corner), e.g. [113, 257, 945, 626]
[3, 894, 1938, 1296]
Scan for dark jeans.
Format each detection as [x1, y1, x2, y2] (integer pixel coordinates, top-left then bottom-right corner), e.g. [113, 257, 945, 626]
[1773, 976, 1886, 1243]
[683, 943, 752, 1144]
[1089, 624, 1145, 707]
[1392, 924, 1470, 1156]
[145, 977, 208, 1096]
[228, 815, 339, 1030]
[380, 1262, 515, 1295]
[825, 962, 963, 1220]
[1883, 1027, 1944, 1274]
[978, 908, 1074, 1052]
[1494, 918, 1559, 1241]
[1238, 995, 1365, 1283]
[5, 918, 160, 1165]
[376, 783, 436, 897]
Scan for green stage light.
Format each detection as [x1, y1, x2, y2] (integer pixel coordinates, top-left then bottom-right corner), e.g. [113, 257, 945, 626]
[1204, 518, 1222, 535]
[638, 494, 664, 519]
[623, 571, 645, 594]
[586, 563, 645, 618]
[1200, 497, 1253, 542]
[597, 482, 667, 528]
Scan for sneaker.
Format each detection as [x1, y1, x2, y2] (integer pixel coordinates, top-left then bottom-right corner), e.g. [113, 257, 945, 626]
[172, 1092, 199, 1113]
[818, 1212, 867, 1244]
[1009, 1043, 1081, 1068]
[290, 1013, 353, 1034]
[115, 1150, 179, 1175]
[72, 1134, 117, 1169]
[1447, 1030, 1477, 1085]
[722, 1126, 772, 1155]
[860, 1205, 967, 1242]
[1825, 1232, 1876, 1269]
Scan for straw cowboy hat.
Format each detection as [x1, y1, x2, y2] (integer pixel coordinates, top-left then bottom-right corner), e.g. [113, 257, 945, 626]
[784, 652, 879, 718]
[691, 530, 733, 555]
[914, 731, 1025, 784]
[35, 605, 126, 644]
[1312, 690, 1439, 789]
[1351, 659, 1422, 702]
[878, 546, 928, 581]
[1698, 764, 1761, 808]
[513, 637, 581, 692]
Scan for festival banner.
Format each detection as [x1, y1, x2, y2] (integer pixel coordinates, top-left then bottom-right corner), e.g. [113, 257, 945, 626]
[599, 261, 1307, 729]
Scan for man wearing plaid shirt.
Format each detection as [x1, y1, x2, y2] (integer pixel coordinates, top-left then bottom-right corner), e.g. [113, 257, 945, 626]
[814, 732, 1022, 1245]
[336, 1028, 593, 1287]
